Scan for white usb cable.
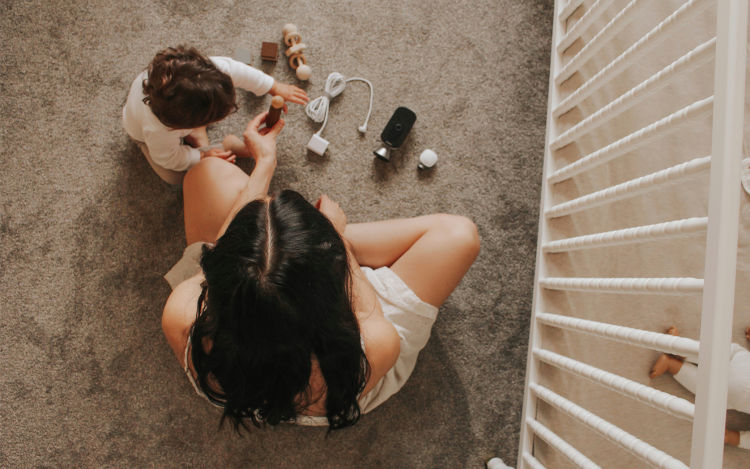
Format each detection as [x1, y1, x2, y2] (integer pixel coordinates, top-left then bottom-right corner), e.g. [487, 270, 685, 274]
[305, 72, 374, 155]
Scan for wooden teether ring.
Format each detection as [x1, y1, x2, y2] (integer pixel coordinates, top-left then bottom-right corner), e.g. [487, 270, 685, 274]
[288, 53, 307, 70]
[285, 42, 306, 57]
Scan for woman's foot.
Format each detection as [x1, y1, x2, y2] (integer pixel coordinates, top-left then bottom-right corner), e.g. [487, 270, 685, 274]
[650, 326, 684, 378]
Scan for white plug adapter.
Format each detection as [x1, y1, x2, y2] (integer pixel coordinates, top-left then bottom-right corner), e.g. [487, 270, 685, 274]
[307, 134, 329, 156]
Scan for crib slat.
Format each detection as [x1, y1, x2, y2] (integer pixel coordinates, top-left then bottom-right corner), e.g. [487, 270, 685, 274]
[522, 452, 546, 469]
[542, 217, 707, 252]
[535, 312, 700, 361]
[533, 349, 694, 420]
[549, 97, 712, 184]
[540, 277, 703, 295]
[559, 0, 588, 24]
[556, 0, 616, 54]
[553, 0, 712, 118]
[554, 0, 641, 86]
[531, 384, 689, 469]
[545, 156, 710, 218]
[526, 418, 602, 469]
[551, 39, 715, 150]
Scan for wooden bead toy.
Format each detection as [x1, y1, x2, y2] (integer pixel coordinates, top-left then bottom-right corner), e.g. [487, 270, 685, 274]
[266, 96, 284, 128]
[282, 23, 312, 81]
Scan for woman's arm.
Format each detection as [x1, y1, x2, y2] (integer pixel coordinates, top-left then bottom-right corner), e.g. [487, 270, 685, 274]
[167, 111, 286, 363]
[183, 112, 284, 245]
[213, 112, 283, 239]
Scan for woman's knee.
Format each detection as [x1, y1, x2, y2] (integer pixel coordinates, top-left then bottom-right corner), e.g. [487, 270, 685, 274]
[431, 214, 480, 259]
[184, 158, 247, 197]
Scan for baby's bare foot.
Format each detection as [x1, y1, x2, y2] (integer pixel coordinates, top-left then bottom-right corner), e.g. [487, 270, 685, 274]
[650, 327, 684, 378]
[650, 354, 671, 378]
[650, 354, 683, 378]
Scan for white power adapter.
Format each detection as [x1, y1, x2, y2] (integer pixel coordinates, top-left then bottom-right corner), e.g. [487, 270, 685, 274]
[307, 134, 329, 156]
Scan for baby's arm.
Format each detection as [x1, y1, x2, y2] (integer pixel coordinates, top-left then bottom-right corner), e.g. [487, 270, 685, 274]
[210, 56, 275, 96]
[144, 128, 201, 171]
[211, 56, 308, 105]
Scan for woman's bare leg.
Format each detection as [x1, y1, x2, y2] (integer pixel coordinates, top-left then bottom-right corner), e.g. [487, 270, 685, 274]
[222, 134, 251, 158]
[344, 214, 480, 308]
[183, 158, 249, 245]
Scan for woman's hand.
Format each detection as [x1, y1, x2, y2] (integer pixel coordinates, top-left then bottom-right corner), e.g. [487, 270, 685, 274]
[315, 194, 347, 234]
[269, 82, 309, 109]
[242, 111, 284, 164]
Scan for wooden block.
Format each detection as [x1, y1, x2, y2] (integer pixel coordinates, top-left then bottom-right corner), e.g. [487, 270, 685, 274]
[261, 42, 278, 62]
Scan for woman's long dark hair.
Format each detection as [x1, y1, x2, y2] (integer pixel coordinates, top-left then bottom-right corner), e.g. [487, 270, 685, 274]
[190, 190, 369, 430]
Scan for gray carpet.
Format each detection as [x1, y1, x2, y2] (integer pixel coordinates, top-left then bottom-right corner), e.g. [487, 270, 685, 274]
[0, 0, 551, 467]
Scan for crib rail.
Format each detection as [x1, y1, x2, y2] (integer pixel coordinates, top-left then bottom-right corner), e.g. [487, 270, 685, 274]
[553, 0, 712, 118]
[542, 217, 708, 253]
[531, 384, 689, 469]
[517, 0, 746, 467]
[548, 98, 713, 184]
[535, 312, 701, 361]
[525, 417, 602, 469]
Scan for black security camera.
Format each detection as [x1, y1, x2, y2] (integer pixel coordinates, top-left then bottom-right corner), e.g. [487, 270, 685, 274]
[374, 107, 417, 162]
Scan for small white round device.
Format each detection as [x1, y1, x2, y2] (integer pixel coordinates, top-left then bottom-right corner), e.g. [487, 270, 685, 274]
[418, 149, 438, 169]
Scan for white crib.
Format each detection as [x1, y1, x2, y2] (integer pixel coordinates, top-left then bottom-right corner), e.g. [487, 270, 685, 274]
[517, 0, 747, 468]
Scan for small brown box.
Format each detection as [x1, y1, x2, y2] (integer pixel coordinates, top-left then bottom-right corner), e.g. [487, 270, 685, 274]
[261, 42, 278, 62]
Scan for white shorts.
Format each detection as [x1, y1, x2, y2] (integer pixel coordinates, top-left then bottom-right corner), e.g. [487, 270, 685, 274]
[166, 243, 439, 425]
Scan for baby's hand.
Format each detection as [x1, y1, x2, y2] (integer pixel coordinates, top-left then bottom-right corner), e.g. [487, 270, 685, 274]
[200, 148, 237, 164]
[269, 82, 309, 109]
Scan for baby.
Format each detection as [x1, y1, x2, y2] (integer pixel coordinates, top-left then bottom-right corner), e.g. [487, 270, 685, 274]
[122, 45, 308, 184]
[650, 326, 750, 450]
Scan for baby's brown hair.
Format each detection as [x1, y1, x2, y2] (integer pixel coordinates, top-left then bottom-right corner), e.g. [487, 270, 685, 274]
[142, 46, 237, 129]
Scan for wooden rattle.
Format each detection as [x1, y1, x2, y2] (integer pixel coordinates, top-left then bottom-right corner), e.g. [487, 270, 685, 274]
[282, 23, 312, 81]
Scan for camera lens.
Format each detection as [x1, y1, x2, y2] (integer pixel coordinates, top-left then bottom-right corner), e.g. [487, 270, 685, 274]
[394, 123, 403, 132]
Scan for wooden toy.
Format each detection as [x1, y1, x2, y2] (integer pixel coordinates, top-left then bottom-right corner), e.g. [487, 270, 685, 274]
[282, 23, 312, 81]
[266, 96, 285, 128]
[261, 42, 278, 62]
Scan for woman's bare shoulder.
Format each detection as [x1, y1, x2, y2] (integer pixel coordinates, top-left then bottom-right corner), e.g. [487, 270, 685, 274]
[360, 315, 400, 395]
[162, 273, 204, 365]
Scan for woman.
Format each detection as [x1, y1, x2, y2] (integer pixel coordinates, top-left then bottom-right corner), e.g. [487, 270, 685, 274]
[162, 111, 480, 430]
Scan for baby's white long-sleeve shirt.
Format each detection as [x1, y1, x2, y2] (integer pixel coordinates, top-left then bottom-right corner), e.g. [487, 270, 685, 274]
[122, 56, 274, 172]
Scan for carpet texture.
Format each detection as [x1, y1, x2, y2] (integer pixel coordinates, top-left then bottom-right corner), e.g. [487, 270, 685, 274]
[0, 0, 552, 467]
